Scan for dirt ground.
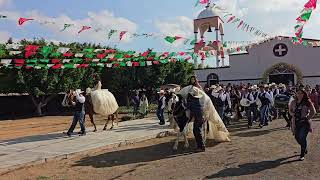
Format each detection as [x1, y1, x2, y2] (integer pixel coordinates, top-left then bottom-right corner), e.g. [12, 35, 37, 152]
[0, 114, 128, 141]
[1, 117, 320, 180]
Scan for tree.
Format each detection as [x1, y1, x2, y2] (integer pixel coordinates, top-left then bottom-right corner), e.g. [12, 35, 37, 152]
[14, 67, 98, 116]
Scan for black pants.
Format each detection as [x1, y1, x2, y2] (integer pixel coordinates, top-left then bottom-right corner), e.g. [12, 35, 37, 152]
[245, 106, 253, 126]
[193, 114, 205, 149]
[295, 122, 309, 157]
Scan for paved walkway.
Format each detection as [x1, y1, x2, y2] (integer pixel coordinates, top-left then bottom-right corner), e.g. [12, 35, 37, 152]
[0, 117, 172, 173]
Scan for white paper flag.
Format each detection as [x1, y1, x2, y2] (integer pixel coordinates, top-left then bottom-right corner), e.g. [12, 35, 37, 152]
[57, 47, 70, 54]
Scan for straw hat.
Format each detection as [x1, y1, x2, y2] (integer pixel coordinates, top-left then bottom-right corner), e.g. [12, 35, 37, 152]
[251, 85, 258, 90]
[86, 88, 92, 94]
[189, 86, 204, 99]
[75, 89, 84, 94]
[214, 86, 223, 93]
[157, 90, 165, 94]
[210, 85, 217, 89]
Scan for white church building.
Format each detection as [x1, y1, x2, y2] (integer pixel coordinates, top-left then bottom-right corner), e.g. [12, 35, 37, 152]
[195, 36, 320, 87]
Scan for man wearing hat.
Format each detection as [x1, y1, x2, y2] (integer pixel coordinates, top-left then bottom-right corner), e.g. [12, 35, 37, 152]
[65, 89, 86, 136]
[157, 90, 166, 125]
[186, 86, 206, 152]
[241, 87, 255, 128]
[250, 85, 260, 123]
[258, 84, 273, 128]
[212, 86, 232, 124]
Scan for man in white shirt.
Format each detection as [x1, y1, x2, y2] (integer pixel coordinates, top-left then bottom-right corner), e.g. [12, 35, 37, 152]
[157, 90, 166, 125]
[65, 89, 86, 136]
[242, 87, 255, 128]
[212, 86, 232, 124]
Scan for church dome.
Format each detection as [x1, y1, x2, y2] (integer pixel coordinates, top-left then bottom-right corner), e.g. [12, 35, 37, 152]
[197, 4, 220, 19]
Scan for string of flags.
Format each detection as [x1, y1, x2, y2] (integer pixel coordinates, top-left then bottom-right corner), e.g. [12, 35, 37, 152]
[293, 0, 317, 44]
[0, 14, 191, 44]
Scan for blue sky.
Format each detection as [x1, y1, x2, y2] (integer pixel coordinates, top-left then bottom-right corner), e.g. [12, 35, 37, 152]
[0, 0, 320, 66]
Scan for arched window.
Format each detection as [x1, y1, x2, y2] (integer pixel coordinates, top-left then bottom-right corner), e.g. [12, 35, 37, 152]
[207, 73, 219, 86]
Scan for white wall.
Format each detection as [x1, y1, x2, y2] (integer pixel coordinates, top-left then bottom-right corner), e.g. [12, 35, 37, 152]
[195, 37, 320, 86]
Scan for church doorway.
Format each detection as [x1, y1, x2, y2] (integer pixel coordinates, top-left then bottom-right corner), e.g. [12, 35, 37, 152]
[263, 62, 303, 85]
[207, 73, 219, 86]
[269, 73, 294, 86]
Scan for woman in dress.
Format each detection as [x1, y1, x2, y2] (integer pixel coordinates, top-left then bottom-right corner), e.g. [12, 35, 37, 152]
[139, 93, 149, 118]
[309, 89, 319, 112]
[289, 89, 316, 161]
[90, 77, 119, 118]
[189, 75, 202, 90]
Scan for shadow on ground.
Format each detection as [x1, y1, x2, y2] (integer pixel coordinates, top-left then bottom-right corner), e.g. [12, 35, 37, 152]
[205, 155, 300, 179]
[73, 139, 220, 168]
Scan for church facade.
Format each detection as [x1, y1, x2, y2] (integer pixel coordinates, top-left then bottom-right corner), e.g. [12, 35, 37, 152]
[194, 36, 320, 87]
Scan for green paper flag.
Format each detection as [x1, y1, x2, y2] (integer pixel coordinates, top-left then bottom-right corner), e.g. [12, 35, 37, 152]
[60, 24, 73, 32]
[164, 36, 177, 43]
[140, 61, 146, 66]
[41, 46, 53, 58]
[190, 39, 196, 45]
[51, 52, 61, 58]
[39, 59, 50, 64]
[194, 0, 200, 7]
[108, 29, 117, 39]
[0, 48, 5, 57]
[85, 53, 95, 58]
[301, 10, 312, 21]
[83, 48, 94, 53]
[183, 39, 190, 45]
[223, 42, 228, 47]
[26, 59, 37, 64]
[64, 64, 75, 69]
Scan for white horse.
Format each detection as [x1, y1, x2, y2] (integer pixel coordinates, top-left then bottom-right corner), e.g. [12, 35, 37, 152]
[89, 81, 120, 130]
[172, 86, 231, 150]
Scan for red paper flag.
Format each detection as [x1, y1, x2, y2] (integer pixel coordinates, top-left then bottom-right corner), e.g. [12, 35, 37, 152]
[200, 0, 209, 4]
[97, 53, 107, 59]
[119, 31, 127, 40]
[296, 16, 306, 22]
[141, 51, 149, 57]
[25, 45, 39, 52]
[227, 16, 236, 23]
[175, 36, 183, 40]
[63, 52, 74, 57]
[52, 64, 62, 69]
[14, 59, 25, 64]
[78, 26, 91, 34]
[51, 59, 60, 64]
[237, 21, 244, 28]
[304, 0, 317, 9]
[18, 17, 34, 25]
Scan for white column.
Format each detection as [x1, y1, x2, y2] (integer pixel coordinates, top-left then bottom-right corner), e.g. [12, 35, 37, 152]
[215, 29, 219, 67]
[221, 34, 225, 67]
[194, 33, 198, 69]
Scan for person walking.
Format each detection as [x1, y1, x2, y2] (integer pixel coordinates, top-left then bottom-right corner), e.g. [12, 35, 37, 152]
[187, 86, 206, 152]
[139, 93, 149, 118]
[289, 88, 316, 161]
[65, 89, 86, 136]
[258, 84, 272, 128]
[157, 90, 166, 125]
[131, 91, 140, 118]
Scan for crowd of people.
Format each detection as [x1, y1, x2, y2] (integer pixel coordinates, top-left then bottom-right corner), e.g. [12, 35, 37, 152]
[151, 75, 317, 159]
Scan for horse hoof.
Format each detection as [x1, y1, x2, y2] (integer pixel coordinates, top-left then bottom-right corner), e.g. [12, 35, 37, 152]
[110, 126, 114, 130]
[93, 129, 97, 132]
[103, 128, 106, 131]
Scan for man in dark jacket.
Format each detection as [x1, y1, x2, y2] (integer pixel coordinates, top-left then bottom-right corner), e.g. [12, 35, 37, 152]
[187, 86, 205, 152]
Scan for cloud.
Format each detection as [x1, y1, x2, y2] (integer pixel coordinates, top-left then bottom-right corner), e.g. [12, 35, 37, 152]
[0, 0, 12, 8]
[154, 16, 193, 47]
[237, 0, 302, 12]
[0, 9, 138, 44]
[0, 31, 10, 43]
